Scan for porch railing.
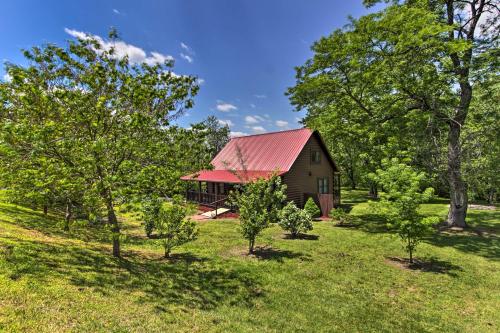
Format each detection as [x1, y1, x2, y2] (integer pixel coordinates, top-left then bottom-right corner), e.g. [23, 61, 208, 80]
[186, 190, 231, 208]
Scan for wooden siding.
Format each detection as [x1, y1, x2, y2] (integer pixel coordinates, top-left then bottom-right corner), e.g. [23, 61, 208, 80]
[282, 134, 335, 208]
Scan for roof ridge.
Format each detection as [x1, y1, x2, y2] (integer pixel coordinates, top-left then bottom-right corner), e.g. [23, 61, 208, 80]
[231, 127, 309, 139]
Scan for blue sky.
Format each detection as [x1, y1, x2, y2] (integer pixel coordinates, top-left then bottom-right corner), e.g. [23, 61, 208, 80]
[0, 0, 378, 136]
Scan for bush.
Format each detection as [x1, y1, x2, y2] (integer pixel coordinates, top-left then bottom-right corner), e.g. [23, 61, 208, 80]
[142, 197, 163, 238]
[304, 197, 321, 218]
[330, 208, 352, 225]
[232, 175, 287, 254]
[155, 203, 197, 258]
[279, 202, 313, 238]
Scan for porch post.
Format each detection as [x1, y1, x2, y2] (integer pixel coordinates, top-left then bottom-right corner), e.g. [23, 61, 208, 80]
[198, 181, 201, 203]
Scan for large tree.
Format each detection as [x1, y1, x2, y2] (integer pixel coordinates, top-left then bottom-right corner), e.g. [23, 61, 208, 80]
[202, 115, 231, 158]
[0, 30, 199, 256]
[288, 0, 499, 227]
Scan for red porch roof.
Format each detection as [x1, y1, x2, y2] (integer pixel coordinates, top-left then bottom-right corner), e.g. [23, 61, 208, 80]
[180, 170, 286, 183]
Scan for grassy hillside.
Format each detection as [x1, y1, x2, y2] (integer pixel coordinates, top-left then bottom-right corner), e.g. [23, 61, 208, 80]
[0, 190, 499, 332]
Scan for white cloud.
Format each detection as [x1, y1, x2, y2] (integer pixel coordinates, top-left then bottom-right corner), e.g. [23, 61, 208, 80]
[2, 73, 11, 82]
[112, 9, 121, 15]
[197, 78, 205, 85]
[245, 114, 270, 125]
[216, 100, 238, 112]
[180, 53, 193, 63]
[254, 94, 267, 99]
[275, 120, 289, 128]
[250, 103, 256, 108]
[252, 126, 266, 133]
[179, 42, 195, 63]
[230, 131, 248, 137]
[180, 42, 194, 54]
[218, 119, 234, 127]
[64, 28, 173, 65]
[245, 115, 259, 124]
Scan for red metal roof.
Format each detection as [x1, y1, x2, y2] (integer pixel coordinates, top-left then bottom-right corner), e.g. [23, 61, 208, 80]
[212, 128, 313, 172]
[180, 170, 286, 183]
[181, 128, 337, 183]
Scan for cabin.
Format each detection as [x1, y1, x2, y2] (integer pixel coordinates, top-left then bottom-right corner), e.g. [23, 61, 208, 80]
[180, 128, 340, 217]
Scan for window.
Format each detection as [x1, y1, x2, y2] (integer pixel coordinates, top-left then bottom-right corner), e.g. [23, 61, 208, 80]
[318, 177, 329, 194]
[311, 150, 321, 164]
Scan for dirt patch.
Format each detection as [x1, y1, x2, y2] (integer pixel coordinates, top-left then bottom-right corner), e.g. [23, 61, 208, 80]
[385, 256, 462, 276]
[282, 233, 319, 240]
[227, 245, 310, 262]
[469, 204, 497, 211]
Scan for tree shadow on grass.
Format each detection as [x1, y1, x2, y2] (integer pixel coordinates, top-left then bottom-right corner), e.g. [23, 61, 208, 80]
[0, 204, 113, 244]
[385, 256, 463, 277]
[0, 235, 262, 311]
[347, 211, 499, 260]
[282, 233, 319, 241]
[426, 231, 500, 260]
[250, 245, 311, 263]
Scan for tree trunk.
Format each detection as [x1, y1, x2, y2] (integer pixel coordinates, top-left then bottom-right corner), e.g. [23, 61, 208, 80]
[105, 192, 121, 257]
[487, 188, 495, 205]
[369, 183, 378, 198]
[43, 205, 48, 215]
[64, 201, 72, 232]
[446, 81, 471, 228]
[447, 123, 468, 228]
[164, 247, 170, 258]
[248, 238, 255, 254]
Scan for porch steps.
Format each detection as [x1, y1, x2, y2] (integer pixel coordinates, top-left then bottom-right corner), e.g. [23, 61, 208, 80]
[200, 207, 230, 219]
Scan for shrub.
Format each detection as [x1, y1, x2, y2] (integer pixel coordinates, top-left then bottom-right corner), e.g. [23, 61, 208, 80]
[279, 201, 313, 238]
[330, 208, 352, 225]
[370, 158, 438, 263]
[142, 197, 163, 238]
[232, 175, 287, 254]
[155, 203, 197, 258]
[304, 197, 321, 218]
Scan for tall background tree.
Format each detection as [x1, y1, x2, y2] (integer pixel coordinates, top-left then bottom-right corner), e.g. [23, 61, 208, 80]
[288, 0, 499, 227]
[0, 30, 200, 256]
[202, 115, 231, 158]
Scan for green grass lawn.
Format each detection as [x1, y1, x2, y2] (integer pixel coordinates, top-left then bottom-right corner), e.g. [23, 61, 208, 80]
[0, 189, 499, 332]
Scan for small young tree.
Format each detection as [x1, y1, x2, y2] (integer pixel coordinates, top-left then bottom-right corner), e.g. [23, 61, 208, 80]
[371, 158, 438, 263]
[304, 197, 321, 218]
[278, 201, 313, 238]
[234, 175, 287, 254]
[141, 196, 163, 238]
[155, 203, 197, 258]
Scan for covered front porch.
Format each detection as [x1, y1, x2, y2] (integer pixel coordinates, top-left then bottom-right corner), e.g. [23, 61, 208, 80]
[185, 181, 236, 209]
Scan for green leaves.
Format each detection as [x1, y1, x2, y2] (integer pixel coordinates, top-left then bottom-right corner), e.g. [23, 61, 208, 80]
[234, 175, 287, 253]
[371, 158, 437, 262]
[154, 202, 198, 258]
[278, 201, 313, 238]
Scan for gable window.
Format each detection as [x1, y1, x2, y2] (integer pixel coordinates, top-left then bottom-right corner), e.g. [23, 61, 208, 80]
[317, 177, 329, 194]
[311, 150, 321, 164]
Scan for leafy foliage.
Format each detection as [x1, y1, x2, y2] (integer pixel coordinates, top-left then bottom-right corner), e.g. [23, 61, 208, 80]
[141, 197, 163, 238]
[304, 197, 321, 218]
[155, 202, 197, 258]
[233, 175, 287, 253]
[371, 158, 438, 263]
[202, 115, 231, 158]
[278, 201, 313, 238]
[288, 0, 499, 226]
[0, 30, 200, 256]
